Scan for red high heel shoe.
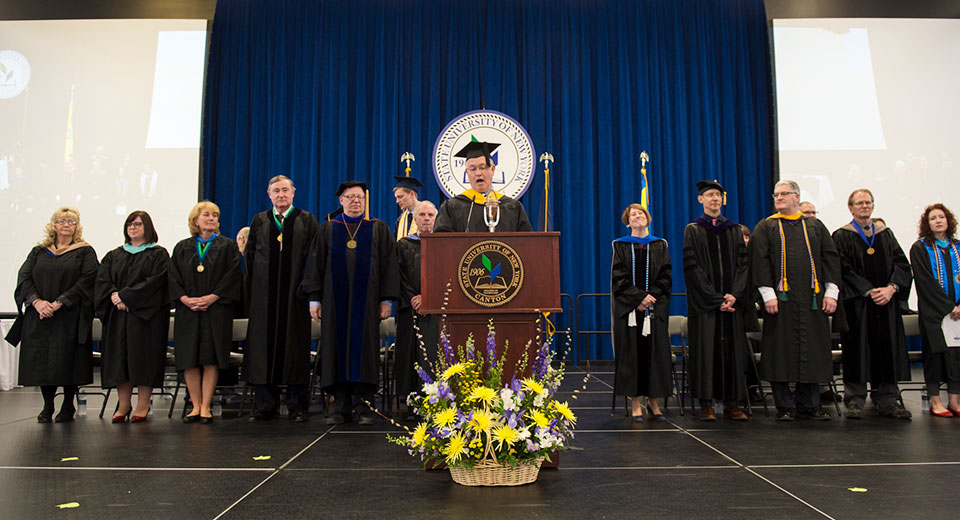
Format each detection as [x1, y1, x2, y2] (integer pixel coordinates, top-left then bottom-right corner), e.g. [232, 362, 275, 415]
[130, 409, 150, 423]
[112, 411, 130, 423]
[929, 407, 954, 417]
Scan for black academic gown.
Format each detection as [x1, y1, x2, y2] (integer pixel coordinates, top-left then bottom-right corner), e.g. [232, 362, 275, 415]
[243, 208, 319, 385]
[833, 224, 912, 384]
[95, 245, 170, 388]
[14, 245, 98, 386]
[301, 217, 400, 390]
[395, 235, 440, 398]
[682, 218, 749, 401]
[169, 235, 243, 370]
[751, 217, 840, 383]
[910, 240, 960, 381]
[611, 239, 673, 398]
[434, 194, 532, 232]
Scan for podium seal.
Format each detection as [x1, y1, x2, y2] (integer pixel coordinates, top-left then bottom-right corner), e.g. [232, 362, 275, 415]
[458, 240, 524, 307]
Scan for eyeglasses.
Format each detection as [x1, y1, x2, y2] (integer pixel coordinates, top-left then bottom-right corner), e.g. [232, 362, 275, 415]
[127, 221, 144, 228]
[55, 219, 77, 226]
[465, 164, 492, 174]
[341, 195, 365, 201]
[851, 201, 874, 207]
[772, 191, 797, 199]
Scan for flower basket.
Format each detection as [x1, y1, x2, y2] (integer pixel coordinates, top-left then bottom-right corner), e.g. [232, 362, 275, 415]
[449, 457, 544, 487]
[387, 319, 577, 486]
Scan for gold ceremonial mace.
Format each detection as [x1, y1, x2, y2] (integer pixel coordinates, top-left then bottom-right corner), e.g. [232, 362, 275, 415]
[400, 152, 416, 177]
[538, 152, 554, 232]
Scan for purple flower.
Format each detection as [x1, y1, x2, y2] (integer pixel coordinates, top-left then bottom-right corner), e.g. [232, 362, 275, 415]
[416, 365, 434, 384]
[485, 327, 497, 364]
[436, 381, 454, 401]
[440, 333, 455, 365]
[533, 341, 551, 378]
[510, 377, 522, 392]
[525, 440, 538, 451]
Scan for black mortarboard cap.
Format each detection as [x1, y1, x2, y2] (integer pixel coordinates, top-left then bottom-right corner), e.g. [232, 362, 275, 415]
[696, 180, 725, 195]
[454, 140, 500, 163]
[393, 176, 423, 192]
[335, 180, 368, 196]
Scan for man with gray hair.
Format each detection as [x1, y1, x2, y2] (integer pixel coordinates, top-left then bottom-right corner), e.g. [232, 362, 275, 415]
[243, 175, 319, 422]
[751, 179, 841, 421]
[395, 200, 441, 419]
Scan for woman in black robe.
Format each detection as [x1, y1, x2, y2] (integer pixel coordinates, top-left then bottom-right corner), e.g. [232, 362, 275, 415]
[95, 211, 169, 423]
[169, 202, 242, 423]
[909, 203, 960, 416]
[611, 204, 672, 422]
[12, 207, 98, 422]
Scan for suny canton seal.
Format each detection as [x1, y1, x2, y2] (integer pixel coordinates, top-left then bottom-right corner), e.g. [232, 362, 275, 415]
[458, 240, 525, 308]
[0, 50, 31, 100]
[432, 110, 536, 199]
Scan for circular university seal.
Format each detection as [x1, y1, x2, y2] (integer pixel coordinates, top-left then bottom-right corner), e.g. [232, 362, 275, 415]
[0, 50, 31, 100]
[458, 240, 525, 308]
[432, 110, 536, 199]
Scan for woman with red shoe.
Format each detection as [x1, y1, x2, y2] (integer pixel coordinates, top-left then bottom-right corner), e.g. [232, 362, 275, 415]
[95, 211, 169, 423]
[910, 204, 960, 417]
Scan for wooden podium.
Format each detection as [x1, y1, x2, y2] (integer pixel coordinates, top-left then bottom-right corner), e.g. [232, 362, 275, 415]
[420, 232, 561, 382]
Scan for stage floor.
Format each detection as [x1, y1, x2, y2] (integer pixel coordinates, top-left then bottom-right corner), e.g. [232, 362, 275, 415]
[1, 366, 957, 520]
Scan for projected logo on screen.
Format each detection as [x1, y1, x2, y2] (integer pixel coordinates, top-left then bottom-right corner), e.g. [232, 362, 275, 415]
[0, 50, 31, 99]
[432, 110, 536, 199]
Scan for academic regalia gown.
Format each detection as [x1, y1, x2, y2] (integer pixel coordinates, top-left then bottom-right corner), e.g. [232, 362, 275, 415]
[910, 240, 960, 383]
[301, 217, 400, 389]
[169, 235, 243, 370]
[395, 235, 440, 398]
[833, 224, 912, 384]
[751, 217, 840, 383]
[243, 208, 319, 385]
[434, 194, 532, 233]
[610, 238, 673, 398]
[95, 245, 170, 388]
[14, 245, 98, 386]
[683, 218, 749, 401]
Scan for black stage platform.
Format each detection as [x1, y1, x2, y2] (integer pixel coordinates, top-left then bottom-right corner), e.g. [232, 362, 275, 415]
[1, 366, 958, 519]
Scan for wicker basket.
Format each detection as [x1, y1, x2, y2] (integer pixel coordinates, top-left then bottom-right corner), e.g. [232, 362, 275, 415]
[449, 457, 544, 487]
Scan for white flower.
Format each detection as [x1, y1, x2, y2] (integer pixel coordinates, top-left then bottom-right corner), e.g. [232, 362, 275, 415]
[500, 388, 517, 411]
[422, 382, 439, 396]
[533, 394, 545, 407]
[517, 427, 531, 441]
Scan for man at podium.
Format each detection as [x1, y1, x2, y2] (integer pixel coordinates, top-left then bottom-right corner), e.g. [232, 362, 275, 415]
[434, 141, 532, 233]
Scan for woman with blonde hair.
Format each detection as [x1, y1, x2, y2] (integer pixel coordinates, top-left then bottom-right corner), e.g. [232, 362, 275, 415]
[12, 207, 98, 422]
[169, 201, 242, 423]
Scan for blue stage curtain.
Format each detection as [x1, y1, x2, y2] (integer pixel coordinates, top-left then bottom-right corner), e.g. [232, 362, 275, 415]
[202, 0, 773, 360]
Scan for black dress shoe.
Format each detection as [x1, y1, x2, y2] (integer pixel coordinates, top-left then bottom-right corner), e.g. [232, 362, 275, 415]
[199, 416, 213, 424]
[290, 409, 308, 423]
[325, 412, 345, 425]
[183, 414, 201, 424]
[776, 408, 795, 422]
[248, 410, 274, 423]
[797, 407, 831, 421]
[37, 409, 54, 423]
[54, 407, 75, 423]
[845, 403, 863, 419]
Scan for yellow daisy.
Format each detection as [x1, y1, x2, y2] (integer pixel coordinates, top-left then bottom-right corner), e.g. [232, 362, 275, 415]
[522, 378, 544, 395]
[444, 432, 468, 464]
[411, 422, 429, 447]
[433, 407, 458, 428]
[440, 363, 466, 380]
[529, 409, 550, 428]
[466, 386, 498, 406]
[468, 408, 495, 432]
[553, 401, 577, 425]
[492, 424, 520, 450]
